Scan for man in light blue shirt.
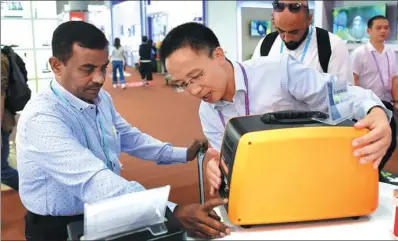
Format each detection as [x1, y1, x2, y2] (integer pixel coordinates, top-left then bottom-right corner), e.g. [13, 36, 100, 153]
[158, 22, 392, 196]
[17, 21, 230, 241]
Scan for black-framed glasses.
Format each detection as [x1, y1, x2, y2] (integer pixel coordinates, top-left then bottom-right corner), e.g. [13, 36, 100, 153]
[170, 70, 204, 93]
[171, 81, 191, 93]
[272, 1, 308, 13]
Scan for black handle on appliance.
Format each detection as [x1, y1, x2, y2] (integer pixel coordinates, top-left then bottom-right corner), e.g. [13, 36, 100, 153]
[196, 141, 209, 205]
[261, 110, 328, 125]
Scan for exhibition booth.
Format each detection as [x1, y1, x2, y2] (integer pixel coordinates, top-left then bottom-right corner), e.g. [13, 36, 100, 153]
[1, 1, 112, 95]
[1, 0, 397, 91]
[2, 1, 398, 240]
[315, 1, 398, 53]
[207, 0, 398, 62]
[1, 1, 59, 94]
[110, 0, 204, 70]
[111, 0, 142, 67]
[1, 0, 206, 92]
[143, 0, 205, 73]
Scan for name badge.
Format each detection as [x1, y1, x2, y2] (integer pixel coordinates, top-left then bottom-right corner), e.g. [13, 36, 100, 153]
[315, 76, 353, 125]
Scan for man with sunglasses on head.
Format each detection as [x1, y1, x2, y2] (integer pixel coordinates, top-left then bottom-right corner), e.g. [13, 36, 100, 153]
[159, 22, 392, 197]
[252, 0, 353, 85]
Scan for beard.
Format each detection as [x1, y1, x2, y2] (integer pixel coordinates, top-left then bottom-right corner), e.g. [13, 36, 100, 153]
[284, 27, 310, 50]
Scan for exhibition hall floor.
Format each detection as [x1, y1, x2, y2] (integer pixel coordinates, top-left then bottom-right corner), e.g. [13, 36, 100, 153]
[2, 67, 398, 240]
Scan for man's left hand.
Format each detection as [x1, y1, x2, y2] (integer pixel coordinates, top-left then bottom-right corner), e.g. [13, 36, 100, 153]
[352, 107, 392, 169]
[187, 139, 208, 161]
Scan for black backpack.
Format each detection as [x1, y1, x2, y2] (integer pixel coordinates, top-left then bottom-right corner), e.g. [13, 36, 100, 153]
[259, 27, 332, 73]
[1, 45, 31, 114]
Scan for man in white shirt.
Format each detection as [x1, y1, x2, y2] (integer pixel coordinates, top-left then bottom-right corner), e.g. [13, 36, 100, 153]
[252, 0, 353, 84]
[159, 22, 392, 195]
[351, 15, 398, 172]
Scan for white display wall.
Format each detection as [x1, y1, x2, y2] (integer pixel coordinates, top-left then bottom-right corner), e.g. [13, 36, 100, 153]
[88, 5, 112, 44]
[313, 0, 398, 60]
[145, 0, 204, 41]
[206, 1, 238, 61]
[1, 1, 60, 95]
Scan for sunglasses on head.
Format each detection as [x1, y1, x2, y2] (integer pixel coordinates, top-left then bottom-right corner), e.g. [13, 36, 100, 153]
[272, 1, 308, 13]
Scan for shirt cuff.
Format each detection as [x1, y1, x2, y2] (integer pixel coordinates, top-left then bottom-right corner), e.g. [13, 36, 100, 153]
[362, 101, 392, 122]
[167, 201, 177, 212]
[156, 147, 187, 165]
[169, 147, 188, 164]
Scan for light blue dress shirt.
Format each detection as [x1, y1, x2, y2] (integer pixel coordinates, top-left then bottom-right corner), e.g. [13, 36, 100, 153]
[16, 80, 186, 216]
[199, 54, 391, 152]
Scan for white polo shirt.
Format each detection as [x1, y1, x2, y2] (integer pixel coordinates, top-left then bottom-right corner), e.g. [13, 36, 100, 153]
[199, 54, 390, 152]
[252, 26, 353, 85]
[351, 42, 398, 102]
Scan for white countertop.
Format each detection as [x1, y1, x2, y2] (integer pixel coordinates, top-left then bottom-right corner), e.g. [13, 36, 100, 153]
[187, 182, 397, 240]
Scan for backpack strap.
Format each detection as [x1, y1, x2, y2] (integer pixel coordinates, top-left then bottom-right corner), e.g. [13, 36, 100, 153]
[1, 45, 11, 57]
[260, 31, 279, 56]
[315, 27, 332, 73]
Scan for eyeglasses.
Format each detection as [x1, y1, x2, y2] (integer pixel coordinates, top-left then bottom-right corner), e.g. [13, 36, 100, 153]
[171, 70, 204, 93]
[272, 1, 308, 13]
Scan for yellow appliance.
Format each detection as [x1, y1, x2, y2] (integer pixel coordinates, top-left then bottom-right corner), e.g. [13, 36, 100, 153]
[218, 111, 378, 227]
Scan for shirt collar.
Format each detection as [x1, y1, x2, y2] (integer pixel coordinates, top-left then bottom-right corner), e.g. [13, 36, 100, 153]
[211, 61, 247, 110]
[367, 41, 387, 54]
[51, 79, 101, 112]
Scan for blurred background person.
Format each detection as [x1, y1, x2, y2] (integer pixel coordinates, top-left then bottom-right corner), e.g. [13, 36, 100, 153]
[110, 37, 126, 89]
[1, 50, 18, 191]
[148, 39, 158, 73]
[351, 15, 398, 174]
[138, 36, 153, 86]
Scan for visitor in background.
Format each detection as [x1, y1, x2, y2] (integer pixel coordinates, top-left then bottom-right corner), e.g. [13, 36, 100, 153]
[148, 39, 158, 73]
[110, 37, 126, 89]
[139, 36, 153, 86]
[252, 0, 353, 85]
[1, 51, 18, 191]
[351, 15, 398, 173]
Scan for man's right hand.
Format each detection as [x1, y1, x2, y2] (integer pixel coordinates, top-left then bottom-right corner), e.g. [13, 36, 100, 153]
[206, 148, 222, 196]
[173, 198, 231, 239]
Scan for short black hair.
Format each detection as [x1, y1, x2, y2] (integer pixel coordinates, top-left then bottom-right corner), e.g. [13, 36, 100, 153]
[51, 21, 109, 64]
[159, 22, 220, 66]
[368, 15, 388, 29]
[142, 36, 148, 43]
[114, 37, 121, 48]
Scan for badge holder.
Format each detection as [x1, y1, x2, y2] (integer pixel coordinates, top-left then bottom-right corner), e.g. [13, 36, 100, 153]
[196, 142, 209, 204]
[313, 76, 353, 126]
